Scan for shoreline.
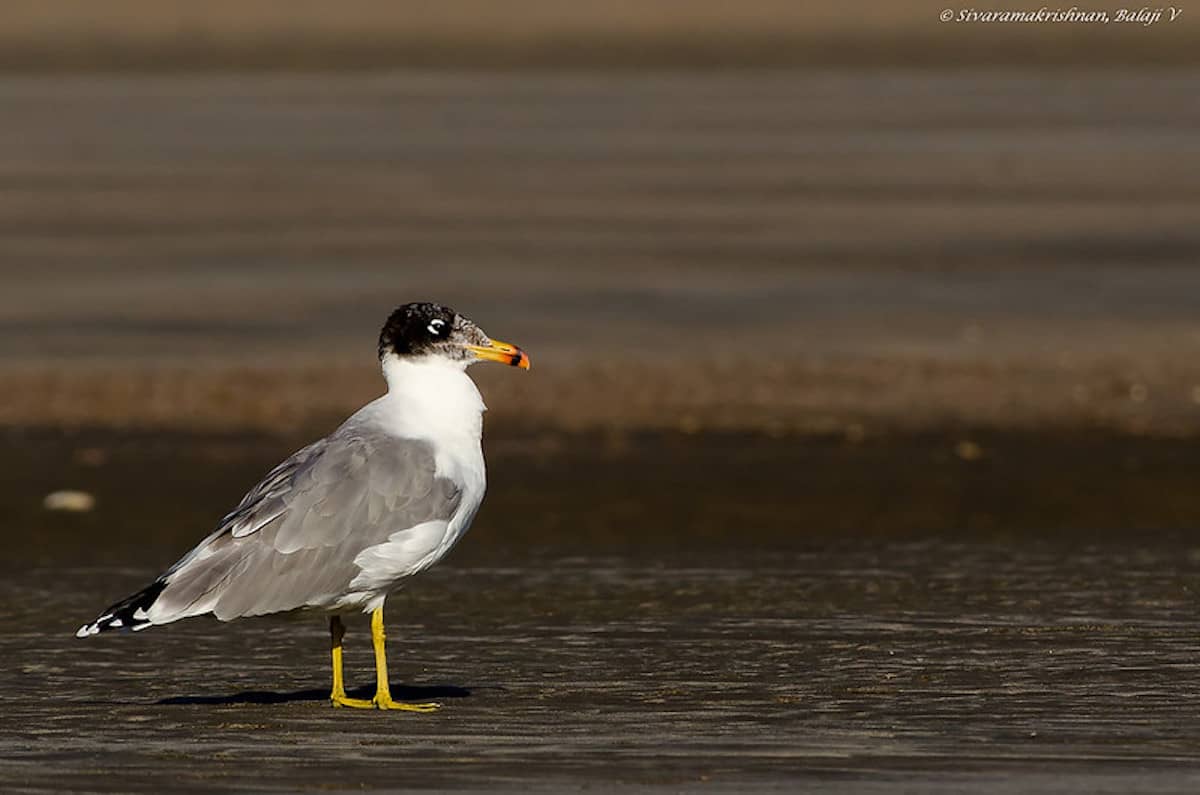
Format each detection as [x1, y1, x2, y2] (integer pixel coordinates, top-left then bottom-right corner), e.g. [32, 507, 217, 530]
[9, 423, 1200, 576]
[4, 354, 1200, 438]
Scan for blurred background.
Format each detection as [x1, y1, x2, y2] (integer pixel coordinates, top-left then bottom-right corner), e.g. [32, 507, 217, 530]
[5, 0, 1200, 542]
[5, 4, 1200, 789]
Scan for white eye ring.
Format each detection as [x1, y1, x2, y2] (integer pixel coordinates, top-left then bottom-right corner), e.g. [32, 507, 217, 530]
[427, 319, 446, 335]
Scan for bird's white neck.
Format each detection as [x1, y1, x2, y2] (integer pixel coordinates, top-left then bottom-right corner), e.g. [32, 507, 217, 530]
[378, 354, 486, 444]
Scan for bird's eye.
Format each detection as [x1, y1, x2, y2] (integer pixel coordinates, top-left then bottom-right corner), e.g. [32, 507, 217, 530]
[426, 319, 446, 336]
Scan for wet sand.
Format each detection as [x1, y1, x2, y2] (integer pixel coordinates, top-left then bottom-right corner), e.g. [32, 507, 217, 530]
[10, 546, 1200, 793]
[5, 428, 1200, 791]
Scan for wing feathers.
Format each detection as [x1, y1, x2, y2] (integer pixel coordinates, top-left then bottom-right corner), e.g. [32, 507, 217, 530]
[144, 428, 461, 622]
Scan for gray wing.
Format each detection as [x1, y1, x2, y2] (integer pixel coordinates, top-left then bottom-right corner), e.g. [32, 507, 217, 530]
[150, 428, 461, 622]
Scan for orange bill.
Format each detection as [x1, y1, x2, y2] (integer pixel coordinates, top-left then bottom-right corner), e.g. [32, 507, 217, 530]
[465, 338, 531, 370]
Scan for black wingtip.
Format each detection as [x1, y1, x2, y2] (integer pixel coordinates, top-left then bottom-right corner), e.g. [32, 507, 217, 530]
[76, 578, 167, 638]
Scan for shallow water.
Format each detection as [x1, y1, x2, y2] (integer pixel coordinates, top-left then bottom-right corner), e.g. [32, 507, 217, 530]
[0, 71, 1192, 371]
[4, 429, 1200, 791]
[6, 544, 1200, 792]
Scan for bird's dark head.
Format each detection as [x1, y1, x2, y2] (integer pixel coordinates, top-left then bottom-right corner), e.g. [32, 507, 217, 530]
[378, 302, 531, 370]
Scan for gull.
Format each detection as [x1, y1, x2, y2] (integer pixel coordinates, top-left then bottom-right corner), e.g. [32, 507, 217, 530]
[76, 302, 530, 711]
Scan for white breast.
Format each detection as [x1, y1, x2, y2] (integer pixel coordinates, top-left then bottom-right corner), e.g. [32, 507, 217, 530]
[344, 355, 489, 611]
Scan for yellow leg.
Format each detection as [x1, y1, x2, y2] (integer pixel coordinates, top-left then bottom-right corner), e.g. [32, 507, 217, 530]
[369, 606, 440, 712]
[330, 616, 373, 708]
[328, 609, 440, 712]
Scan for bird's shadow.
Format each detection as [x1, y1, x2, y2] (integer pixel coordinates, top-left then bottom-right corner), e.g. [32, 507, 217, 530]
[158, 682, 473, 706]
